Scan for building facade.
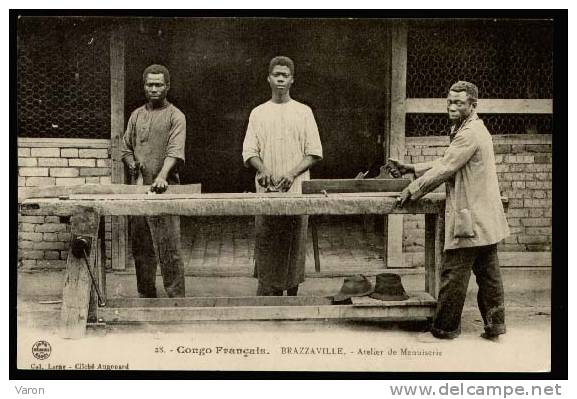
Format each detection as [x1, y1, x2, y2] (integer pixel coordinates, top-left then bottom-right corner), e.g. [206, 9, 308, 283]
[17, 17, 553, 271]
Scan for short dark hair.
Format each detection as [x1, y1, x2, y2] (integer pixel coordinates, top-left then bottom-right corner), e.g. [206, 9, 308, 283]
[449, 81, 478, 103]
[269, 56, 295, 76]
[142, 64, 171, 86]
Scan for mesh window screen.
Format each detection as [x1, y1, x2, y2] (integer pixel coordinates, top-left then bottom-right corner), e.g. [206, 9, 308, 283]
[405, 20, 553, 136]
[406, 20, 553, 99]
[18, 17, 111, 139]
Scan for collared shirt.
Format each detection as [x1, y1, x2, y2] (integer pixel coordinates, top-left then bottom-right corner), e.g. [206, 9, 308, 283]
[121, 101, 186, 185]
[408, 112, 510, 250]
[242, 99, 323, 193]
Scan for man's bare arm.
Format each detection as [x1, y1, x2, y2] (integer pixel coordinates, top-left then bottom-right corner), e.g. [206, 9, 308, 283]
[151, 156, 179, 193]
[277, 155, 322, 191]
[247, 156, 274, 188]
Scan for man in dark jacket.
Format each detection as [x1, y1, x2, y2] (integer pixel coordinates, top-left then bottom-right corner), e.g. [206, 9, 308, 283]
[120, 64, 186, 298]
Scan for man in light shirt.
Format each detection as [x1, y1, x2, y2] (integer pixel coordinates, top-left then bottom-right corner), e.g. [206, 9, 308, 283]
[387, 81, 509, 342]
[242, 56, 323, 296]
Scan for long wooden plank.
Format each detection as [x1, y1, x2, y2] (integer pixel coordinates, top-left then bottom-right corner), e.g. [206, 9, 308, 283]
[101, 306, 435, 323]
[302, 179, 410, 194]
[107, 296, 334, 308]
[406, 98, 553, 114]
[21, 193, 447, 217]
[60, 208, 100, 339]
[407, 134, 551, 147]
[18, 184, 201, 202]
[68, 192, 400, 200]
[66, 193, 404, 202]
[110, 266, 427, 279]
[17, 138, 110, 148]
[100, 300, 436, 324]
[105, 292, 435, 309]
[68, 193, 399, 203]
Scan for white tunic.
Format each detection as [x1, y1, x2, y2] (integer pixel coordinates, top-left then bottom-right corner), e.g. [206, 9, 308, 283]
[242, 99, 323, 193]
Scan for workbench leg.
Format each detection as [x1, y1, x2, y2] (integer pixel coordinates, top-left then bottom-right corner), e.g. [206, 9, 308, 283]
[311, 217, 321, 273]
[384, 215, 404, 268]
[99, 216, 107, 303]
[88, 216, 107, 324]
[425, 213, 444, 299]
[61, 208, 100, 339]
[382, 216, 388, 267]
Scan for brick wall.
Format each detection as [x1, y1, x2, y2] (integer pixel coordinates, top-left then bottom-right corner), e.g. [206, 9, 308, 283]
[403, 134, 552, 265]
[18, 138, 112, 270]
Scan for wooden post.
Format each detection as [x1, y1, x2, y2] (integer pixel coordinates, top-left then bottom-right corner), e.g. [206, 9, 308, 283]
[311, 220, 320, 272]
[110, 26, 127, 270]
[405, 98, 553, 114]
[425, 212, 445, 299]
[87, 216, 107, 323]
[100, 216, 107, 301]
[384, 22, 408, 268]
[61, 208, 101, 339]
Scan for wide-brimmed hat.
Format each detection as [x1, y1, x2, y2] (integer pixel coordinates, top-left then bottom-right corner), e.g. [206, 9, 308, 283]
[333, 275, 374, 302]
[369, 273, 409, 301]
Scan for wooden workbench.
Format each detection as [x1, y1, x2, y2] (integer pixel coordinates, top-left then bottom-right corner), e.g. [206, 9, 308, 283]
[20, 188, 446, 339]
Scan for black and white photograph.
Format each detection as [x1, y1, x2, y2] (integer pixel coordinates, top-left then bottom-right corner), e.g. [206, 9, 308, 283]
[12, 11, 566, 375]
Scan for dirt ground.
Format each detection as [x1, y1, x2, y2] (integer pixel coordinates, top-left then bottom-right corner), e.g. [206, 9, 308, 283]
[17, 294, 550, 373]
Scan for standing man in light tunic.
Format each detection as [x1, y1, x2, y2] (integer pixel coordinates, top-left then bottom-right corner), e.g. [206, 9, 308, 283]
[242, 56, 323, 296]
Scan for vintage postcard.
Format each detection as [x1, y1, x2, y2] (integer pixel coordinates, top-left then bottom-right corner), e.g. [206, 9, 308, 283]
[14, 12, 561, 374]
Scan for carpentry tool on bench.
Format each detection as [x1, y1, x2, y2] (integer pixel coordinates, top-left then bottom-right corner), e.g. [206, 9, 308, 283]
[302, 177, 411, 272]
[129, 162, 160, 194]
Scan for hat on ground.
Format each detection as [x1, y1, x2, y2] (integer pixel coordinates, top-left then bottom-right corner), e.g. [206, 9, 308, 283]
[369, 273, 409, 301]
[333, 275, 374, 302]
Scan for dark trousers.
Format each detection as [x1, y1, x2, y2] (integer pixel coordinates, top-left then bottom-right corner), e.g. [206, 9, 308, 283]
[130, 215, 185, 298]
[253, 215, 307, 294]
[256, 281, 299, 296]
[432, 244, 506, 339]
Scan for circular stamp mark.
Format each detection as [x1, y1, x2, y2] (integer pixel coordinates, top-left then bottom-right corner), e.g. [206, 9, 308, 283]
[32, 341, 52, 360]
